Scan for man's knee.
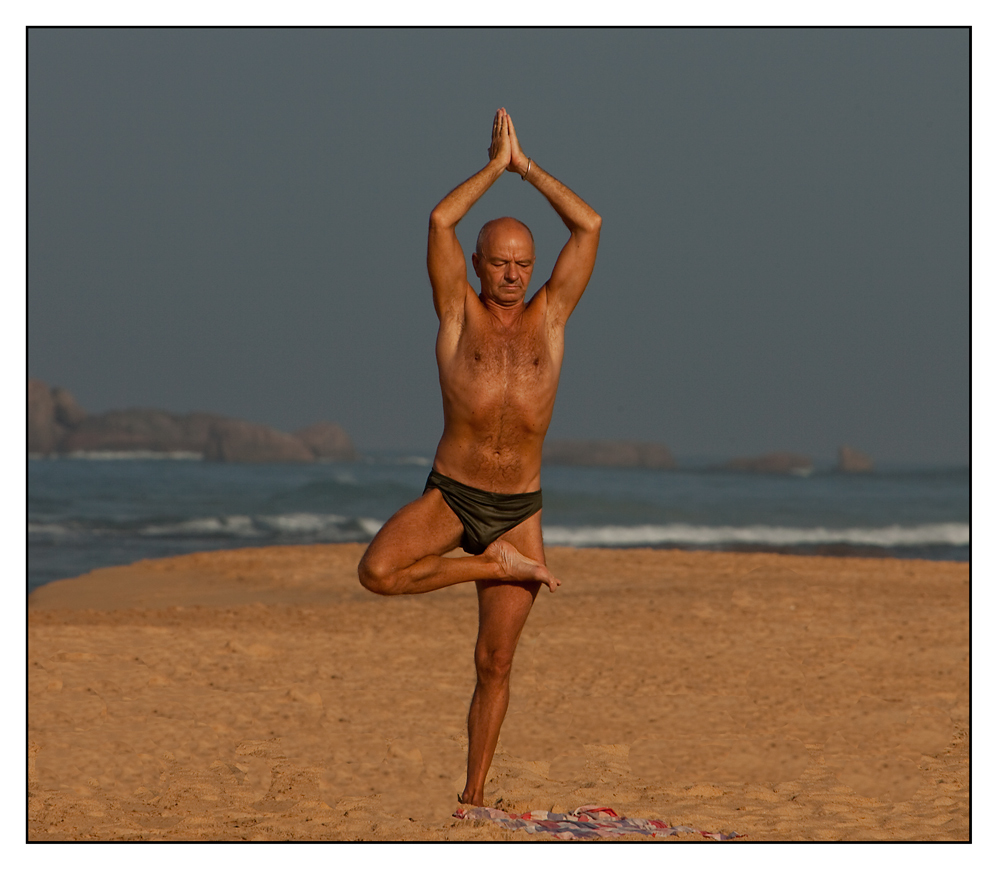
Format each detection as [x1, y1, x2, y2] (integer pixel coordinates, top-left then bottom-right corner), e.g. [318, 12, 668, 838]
[475, 645, 515, 686]
[358, 548, 400, 596]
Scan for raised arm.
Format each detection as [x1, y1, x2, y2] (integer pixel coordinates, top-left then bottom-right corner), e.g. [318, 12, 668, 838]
[427, 111, 512, 321]
[506, 112, 602, 323]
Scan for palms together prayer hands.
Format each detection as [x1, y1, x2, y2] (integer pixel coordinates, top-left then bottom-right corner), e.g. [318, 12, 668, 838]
[488, 107, 530, 177]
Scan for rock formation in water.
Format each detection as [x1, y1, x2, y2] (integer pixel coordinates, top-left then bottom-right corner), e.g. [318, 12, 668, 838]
[60, 409, 211, 454]
[27, 379, 356, 462]
[723, 451, 814, 474]
[203, 418, 316, 463]
[294, 422, 358, 461]
[837, 445, 874, 473]
[543, 439, 676, 469]
[28, 379, 61, 454]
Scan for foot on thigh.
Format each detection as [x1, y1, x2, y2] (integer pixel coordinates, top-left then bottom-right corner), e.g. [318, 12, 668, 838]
[484, 540, 561, 591]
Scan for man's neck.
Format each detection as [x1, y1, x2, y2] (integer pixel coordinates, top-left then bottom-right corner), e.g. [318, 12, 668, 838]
[480, 293, 528, 328]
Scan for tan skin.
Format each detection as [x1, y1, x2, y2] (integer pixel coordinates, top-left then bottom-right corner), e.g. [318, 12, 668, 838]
[358, 108, 601, 806]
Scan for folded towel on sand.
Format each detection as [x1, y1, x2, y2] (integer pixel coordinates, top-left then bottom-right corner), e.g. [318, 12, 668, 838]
[453, 804, 743, 840]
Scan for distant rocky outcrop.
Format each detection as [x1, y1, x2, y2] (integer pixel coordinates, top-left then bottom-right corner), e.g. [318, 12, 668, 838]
[60, 409, 215, 454]
[723, 452, 813, 475]
[294, 422, 358, 461]
[837, 445, 874, 473]
[28, 379, 61, 454]
[27, 379, 356, 463]
[204, 419, 315, 463]
[52, 386, 87, 428]
[543, 439, 676, 469]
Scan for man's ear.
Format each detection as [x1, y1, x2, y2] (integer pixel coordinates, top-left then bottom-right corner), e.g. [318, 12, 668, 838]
[471, 252, 480, 276]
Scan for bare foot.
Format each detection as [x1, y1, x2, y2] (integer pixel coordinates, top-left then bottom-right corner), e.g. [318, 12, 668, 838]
[485, 541, 561, 592]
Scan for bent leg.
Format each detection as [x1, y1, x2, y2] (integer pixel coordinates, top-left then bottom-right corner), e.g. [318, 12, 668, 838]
[359, 489, 559, 595]
[461, 514, 546, 805]
[358, 489, 486, 595]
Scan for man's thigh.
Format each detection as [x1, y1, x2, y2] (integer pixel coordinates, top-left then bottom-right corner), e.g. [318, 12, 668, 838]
[499, 509, 546, 564]
[362, 488, 465, 573]
[473, 511, 545, 652]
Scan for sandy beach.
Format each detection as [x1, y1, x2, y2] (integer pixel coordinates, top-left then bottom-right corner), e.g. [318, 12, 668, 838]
[27, 544, 968, 841]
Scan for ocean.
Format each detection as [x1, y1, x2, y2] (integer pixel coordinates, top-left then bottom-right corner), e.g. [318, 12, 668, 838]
[27, 454, 969, 593]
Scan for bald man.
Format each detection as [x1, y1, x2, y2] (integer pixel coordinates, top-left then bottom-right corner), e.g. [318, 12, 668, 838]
[358, 107, 601, 807]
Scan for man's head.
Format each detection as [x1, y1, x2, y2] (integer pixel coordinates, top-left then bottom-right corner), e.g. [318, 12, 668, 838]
[472, 217, 536, 307]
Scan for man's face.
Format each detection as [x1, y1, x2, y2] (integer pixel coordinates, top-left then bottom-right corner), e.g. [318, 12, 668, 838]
[472, 222, 536, 307]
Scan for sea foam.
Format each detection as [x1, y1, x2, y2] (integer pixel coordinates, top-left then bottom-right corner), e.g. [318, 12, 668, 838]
[30, 516, 968, 549]
[63, 450, 204, 460]
[541, 522, 970, 549]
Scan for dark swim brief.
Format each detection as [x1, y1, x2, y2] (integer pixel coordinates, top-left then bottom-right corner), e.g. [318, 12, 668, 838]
[424, 469, 543, 556]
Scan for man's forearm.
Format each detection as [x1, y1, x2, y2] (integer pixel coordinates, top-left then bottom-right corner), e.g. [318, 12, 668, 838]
[430, 158, 507, 229]
[522, 161, 602, 235]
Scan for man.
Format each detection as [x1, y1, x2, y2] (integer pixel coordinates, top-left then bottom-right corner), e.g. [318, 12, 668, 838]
[358, 107, 601, 807]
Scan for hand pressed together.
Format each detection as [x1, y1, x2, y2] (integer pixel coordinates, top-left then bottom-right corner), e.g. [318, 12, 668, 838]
[488, 107, 530, 177]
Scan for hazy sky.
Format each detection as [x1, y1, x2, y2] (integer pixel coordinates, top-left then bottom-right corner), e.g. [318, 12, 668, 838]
[28, 27, 969, 463]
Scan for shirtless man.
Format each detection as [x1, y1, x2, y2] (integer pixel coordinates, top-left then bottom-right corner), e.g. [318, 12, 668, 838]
[358, 107, 601, 807]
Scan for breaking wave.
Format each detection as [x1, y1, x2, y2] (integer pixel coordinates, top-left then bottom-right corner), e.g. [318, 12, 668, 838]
[541, 522, 969, 549]
[29, 513, 384, 543]
[62, 450, 204, 460]
[30, 516, 968, 551]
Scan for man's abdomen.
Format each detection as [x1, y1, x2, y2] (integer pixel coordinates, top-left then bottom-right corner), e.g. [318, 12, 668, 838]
[434, 392, 552, 493]
[435, 322, 562, 493]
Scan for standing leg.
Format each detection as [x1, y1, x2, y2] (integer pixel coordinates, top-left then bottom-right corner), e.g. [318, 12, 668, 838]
[460, 515, 546, 806]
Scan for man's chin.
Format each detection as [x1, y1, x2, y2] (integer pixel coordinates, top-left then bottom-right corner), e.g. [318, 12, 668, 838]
[484, 289, 525, 306]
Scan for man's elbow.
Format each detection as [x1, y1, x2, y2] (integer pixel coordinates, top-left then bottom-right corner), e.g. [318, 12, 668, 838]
[429, 207, 455, 232]
[578, 212, 602, 236]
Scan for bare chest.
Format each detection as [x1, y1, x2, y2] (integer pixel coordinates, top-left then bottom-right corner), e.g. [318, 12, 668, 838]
[461, 327, 547, 382]
[434, 302, 564, 485]
[436, 299, 565, 418]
